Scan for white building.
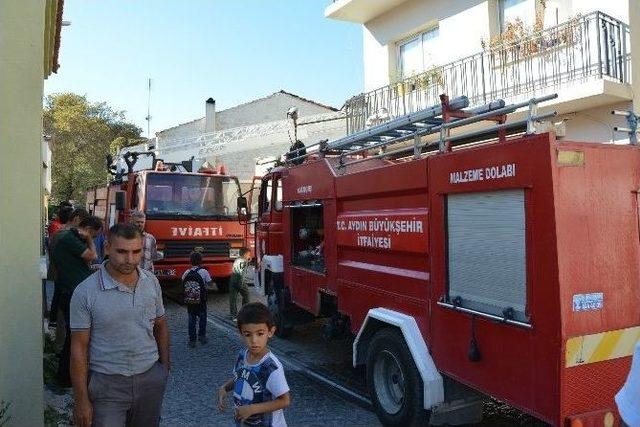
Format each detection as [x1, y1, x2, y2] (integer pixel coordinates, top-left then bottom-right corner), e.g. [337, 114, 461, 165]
[152, 91, 346, 181]
[326, 0, 640, 144]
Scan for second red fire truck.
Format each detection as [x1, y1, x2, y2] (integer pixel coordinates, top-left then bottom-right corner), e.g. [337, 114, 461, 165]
[87, 151, 247, 289]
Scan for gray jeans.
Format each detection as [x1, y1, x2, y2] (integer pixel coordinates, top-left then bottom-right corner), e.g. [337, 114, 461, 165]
[89, 361, 169, 427]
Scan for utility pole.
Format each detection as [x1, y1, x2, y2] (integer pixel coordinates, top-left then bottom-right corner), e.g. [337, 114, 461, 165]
[145, 78, 152, 139]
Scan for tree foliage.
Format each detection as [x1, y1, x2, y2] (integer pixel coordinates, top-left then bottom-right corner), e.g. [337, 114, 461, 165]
[43, 93, 143, 204]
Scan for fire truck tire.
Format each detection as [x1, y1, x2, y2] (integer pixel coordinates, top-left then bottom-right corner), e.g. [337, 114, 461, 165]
[270, 288, 293, 338]
[366, 328, 430, 427]
[274, 310, 292, 338]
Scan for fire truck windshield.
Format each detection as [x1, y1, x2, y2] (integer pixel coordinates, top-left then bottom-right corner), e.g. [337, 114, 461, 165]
[144, 173, 241, 219]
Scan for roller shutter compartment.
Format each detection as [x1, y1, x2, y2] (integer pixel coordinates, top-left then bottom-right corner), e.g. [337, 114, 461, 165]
[446, 189, 527, 323]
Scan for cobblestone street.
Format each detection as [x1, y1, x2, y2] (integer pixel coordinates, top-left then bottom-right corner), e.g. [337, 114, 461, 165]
[161, 293, 381, 426]
[43, 282, 542, 426]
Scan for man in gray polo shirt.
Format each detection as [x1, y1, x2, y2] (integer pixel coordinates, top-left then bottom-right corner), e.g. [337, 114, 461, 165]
[70, 223, 171, 427]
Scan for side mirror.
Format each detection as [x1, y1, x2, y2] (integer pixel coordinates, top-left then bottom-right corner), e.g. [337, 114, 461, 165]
[237, 196, 249, 222]
[115, 191, 126, 211]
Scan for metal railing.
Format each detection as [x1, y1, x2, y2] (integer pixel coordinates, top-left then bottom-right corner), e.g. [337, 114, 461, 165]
[345, 11, 631, 134]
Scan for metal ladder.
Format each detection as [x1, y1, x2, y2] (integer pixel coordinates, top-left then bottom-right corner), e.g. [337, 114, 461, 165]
[284, 93, 558, 168]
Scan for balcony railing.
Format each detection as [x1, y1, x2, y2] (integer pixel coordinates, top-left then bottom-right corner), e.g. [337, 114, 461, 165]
[345, 11, 631, 134]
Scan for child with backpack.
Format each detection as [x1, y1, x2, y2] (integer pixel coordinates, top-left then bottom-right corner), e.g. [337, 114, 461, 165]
[182, 251, 212, 348]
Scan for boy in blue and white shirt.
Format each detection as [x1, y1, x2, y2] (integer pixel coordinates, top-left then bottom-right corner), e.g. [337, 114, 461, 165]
[218, 303, 291, 426]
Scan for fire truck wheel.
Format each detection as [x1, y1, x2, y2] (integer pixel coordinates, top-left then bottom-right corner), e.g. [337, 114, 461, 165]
[273, 310, 292, 338]
[366, 328, 429, 427]
[269, 289, 293, 338]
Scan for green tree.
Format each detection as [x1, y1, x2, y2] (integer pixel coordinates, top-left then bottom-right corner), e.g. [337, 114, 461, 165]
[43, 93, 143, 204]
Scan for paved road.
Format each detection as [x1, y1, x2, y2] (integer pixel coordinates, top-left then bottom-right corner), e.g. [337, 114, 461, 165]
[160, 297, 381, 426]
[45, 279, 541, 426]
[162, 287, 545, 426]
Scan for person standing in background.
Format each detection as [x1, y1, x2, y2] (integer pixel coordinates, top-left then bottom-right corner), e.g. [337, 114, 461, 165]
[51, 215, 103, 387]
[48, 202, 74, 329]
[67, 207, 89, 229]
[50, 206, 91, 350]
[92, 231, 106, 268]
[48, 201, 73, 238]
[229, 248, 251, 321]
[129, 210, 160, 272]
[182, 251, 212, 348]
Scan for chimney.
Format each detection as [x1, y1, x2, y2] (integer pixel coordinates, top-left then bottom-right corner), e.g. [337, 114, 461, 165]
[205, 98, 216, 134]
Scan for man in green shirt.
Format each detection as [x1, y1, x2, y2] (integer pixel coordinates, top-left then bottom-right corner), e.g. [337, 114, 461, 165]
[51, 215, 102, 386]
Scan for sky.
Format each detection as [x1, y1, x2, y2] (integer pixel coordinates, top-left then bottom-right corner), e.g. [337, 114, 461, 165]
[44, 0, 364, 137]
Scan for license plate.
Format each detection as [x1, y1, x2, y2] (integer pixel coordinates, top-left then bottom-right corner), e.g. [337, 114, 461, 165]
[155, 269, 176, 277]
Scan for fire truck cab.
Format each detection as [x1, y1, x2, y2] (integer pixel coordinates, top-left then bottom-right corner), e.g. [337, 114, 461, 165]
[246, 94, 640, 426]
[87, 152, 247, 287]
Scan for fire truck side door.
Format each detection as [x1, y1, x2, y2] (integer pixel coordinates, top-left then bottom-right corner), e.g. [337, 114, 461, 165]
[256, 174, 283, 260]
[247, 176, 261, 222]
[257, 176, 274, 261]
[268, 176, 283, 254]
[243, 176, 262, 257]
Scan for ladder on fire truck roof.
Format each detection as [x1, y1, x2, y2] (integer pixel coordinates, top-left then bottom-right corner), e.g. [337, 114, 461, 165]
[284, 93, 558, 167]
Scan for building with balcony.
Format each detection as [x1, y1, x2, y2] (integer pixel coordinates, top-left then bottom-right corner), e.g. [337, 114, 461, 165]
[326, 0, 640, 143]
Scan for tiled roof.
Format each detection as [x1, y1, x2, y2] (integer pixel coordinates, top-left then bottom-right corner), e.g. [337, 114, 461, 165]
[277, 90, 338, 112]
[52, 0, 64, 73]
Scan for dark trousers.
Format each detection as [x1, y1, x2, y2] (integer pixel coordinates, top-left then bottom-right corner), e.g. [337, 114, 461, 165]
[188, 306, 207, 342]
[57, 291, 72, 384]
[229, 282, 249, 318]
[49, 282, 60, 322]
[89, 361, 168, 427]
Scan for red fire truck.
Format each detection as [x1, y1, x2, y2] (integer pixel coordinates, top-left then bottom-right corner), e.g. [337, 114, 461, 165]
[87, 151, 247, 289]
[242, 94, 639, 426]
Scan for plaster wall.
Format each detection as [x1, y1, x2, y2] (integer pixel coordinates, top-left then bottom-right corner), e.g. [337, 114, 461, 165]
[0, 2, 47, 425]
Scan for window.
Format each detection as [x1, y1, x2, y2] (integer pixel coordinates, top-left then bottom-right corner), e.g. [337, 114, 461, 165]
[144, 173, 241, 219]
[499, 0, 571, 33]
[108, 204, 117, 227]
[291, 205, 325, 273]
[446, 189, 528, 323]
[273, 178, 283, 211]
[259, 178, 273, 216]
[132, 176, 143, 211]
[259, 177, 283, 215]
[499, 0, 536, 31]
[398, 26, 439, 78]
